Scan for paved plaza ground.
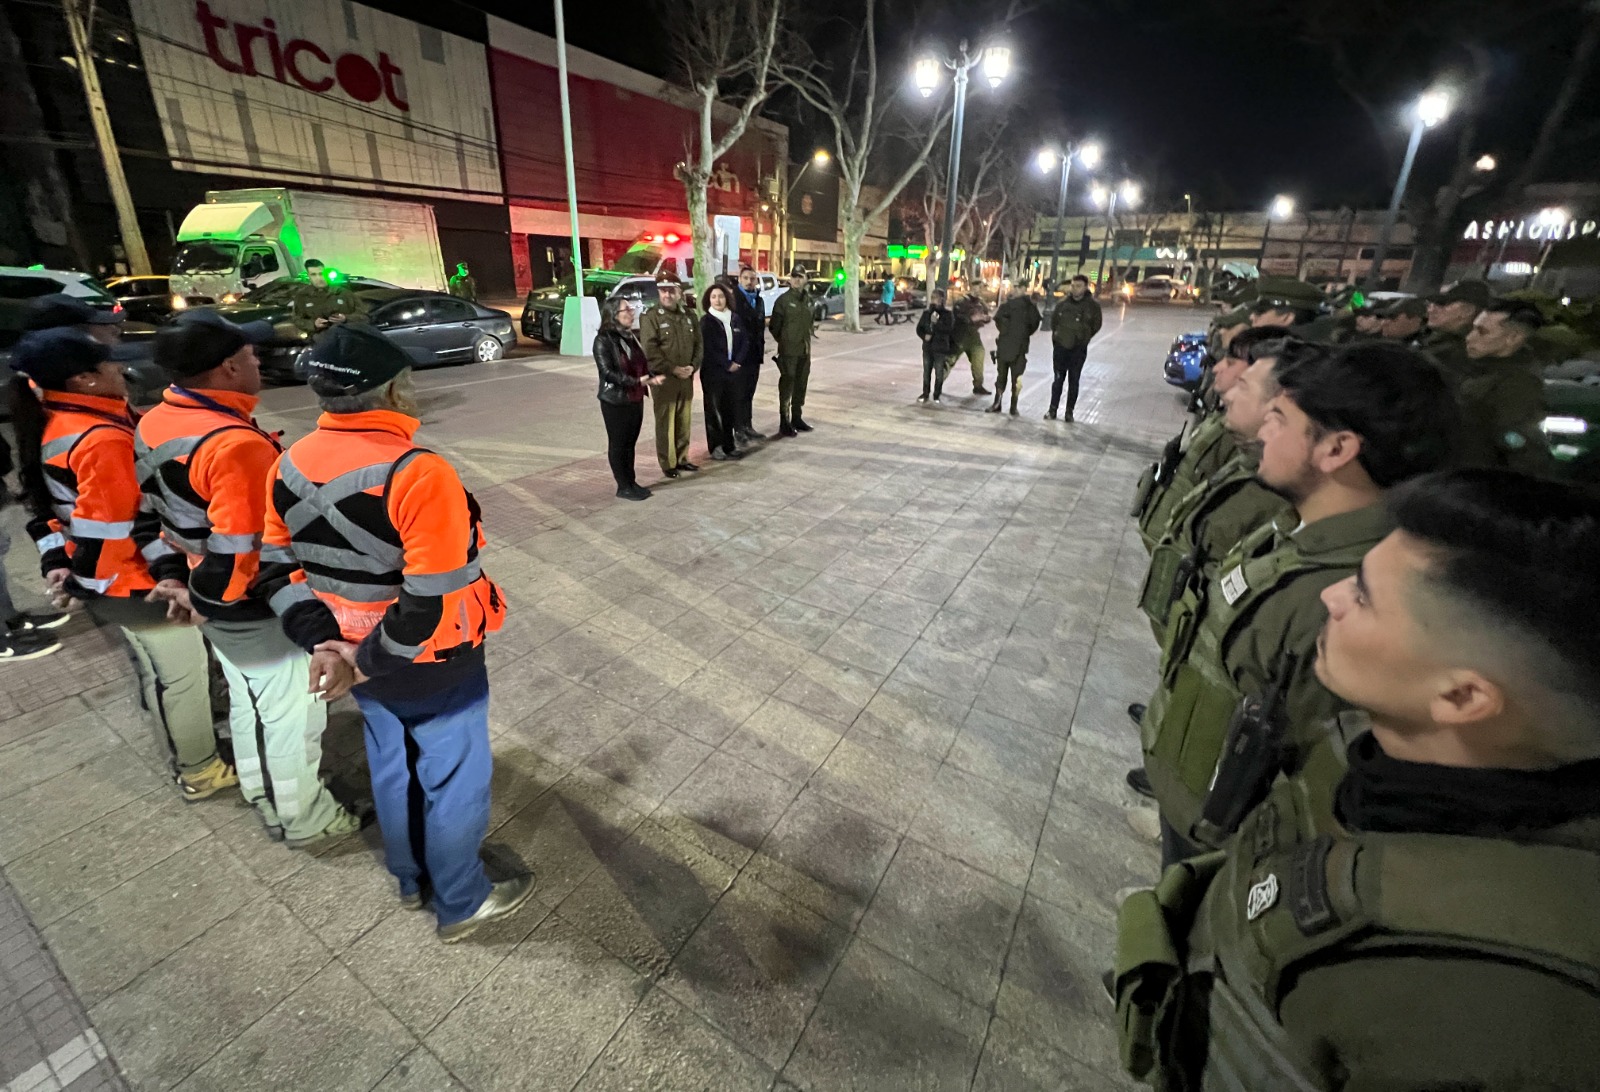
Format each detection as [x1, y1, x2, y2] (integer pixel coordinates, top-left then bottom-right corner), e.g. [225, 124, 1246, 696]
[0, 303, 1203, 1091]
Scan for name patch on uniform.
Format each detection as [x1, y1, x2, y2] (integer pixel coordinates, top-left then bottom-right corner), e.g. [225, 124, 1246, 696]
[1220, 565, 1249, 606]
[1245, 873, 1279, 921]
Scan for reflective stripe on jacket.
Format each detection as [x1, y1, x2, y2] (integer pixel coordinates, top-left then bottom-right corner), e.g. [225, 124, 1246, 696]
[28, 391, 179, 599]
[257, 409, 505, 681]
[135, 387, 282, 621]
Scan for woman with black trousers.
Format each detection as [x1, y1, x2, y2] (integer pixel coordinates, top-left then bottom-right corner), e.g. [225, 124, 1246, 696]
[699, 284, 747, 462]
[594, 299, 662, 500]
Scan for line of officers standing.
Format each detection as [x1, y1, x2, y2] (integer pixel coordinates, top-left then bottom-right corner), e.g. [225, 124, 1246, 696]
[1108, 275, 1600, 1088]
[7, 295, 534, 945]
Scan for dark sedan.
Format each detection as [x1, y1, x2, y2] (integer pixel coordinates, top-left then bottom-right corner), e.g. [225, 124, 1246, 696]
[105, 275, 175, 324]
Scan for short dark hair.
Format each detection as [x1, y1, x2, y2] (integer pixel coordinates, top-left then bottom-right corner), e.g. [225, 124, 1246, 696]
[1225, 324, 1290, 361]
[1484, 301, 1545, 334]
[739, 265, 754, 275]
[1388, 469, 1600, 738]
[304, 259, 324, 271]
[1070, 274, 1090, 285]
[1273, 341, 1459, 487]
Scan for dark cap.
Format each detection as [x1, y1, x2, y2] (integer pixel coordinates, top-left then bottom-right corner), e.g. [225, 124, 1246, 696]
[154, 310, 275, 378]
[654, 270, 682, 286]
[1427, 280, 1491, 309]
[1249, 276, 1324, 314]
[789, 266, 808, 279]
[24, 292, 122, 330]
[1382, 297, 1428, 320]
[8, 327, 113, 388]
[302, 323, 425, 397]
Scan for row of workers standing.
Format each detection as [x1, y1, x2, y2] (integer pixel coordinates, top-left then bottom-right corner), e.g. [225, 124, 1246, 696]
[7, 295, 533, 944]
[914, 275, 1105, 419]
[592, 267, 818, 501]
[1107, 276, 1600, 1088]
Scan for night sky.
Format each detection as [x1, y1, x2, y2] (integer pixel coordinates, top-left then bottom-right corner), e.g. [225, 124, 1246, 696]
[459, 0, 1597, 215]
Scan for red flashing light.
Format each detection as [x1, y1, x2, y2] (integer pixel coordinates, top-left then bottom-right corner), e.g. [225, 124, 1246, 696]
[664, 232, 681, 244]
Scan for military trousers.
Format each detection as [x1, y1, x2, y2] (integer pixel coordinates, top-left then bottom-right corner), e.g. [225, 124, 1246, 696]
[353, 662, 494, 927]
[777, 350, 811, 421]
[957, 331, 986, 388]
[87, 596, 217, 775]
[651, 387, 694, 472]
[203, 617, 344, 840]
[994, 354, 1027, 403]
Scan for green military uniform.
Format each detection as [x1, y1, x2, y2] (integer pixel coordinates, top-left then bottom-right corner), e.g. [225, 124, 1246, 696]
[1455, 349, 1554, 476]
[642, 299, 701, 474]
[952, 295, 989, 391]
[767, 285, 815, 428]
[448, 270, 478, 302]
[1135, 412, 1238, 552]
[1418, 327, 1470, 385]
[989, 295, 1041, 413]
[1114, 731, 1600, 1091]
[1141, 503, 1393, 854]
[288, 281, 369, 337]
[1138, 448, 1290, 642]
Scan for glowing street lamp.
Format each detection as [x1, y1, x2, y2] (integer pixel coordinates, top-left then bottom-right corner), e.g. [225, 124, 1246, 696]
[1365, 89, 1454, 290]
[914, 39, 1011, 289]
[1261, 193, 1296, 266]
[1036, 140, 1103, 288]
[812, 149, 830, 166]
[1475, 153, 1497, 172]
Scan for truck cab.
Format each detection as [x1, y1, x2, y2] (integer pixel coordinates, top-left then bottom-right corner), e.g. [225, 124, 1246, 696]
[170, 197, 297, 308]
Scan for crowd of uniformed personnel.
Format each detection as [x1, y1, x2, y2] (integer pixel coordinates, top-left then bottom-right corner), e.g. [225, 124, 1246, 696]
[1110, 275, 1600, 1089]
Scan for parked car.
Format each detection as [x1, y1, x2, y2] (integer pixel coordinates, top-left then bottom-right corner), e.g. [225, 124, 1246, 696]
[809, 281, 846, 321]
[199, 276, 394, 382]
[290, 290, 515, 380]
[521, 273, 678, 345]
[1163, 331, 1209, 390]
[1134, 276, 1185, 301]
[105, 275, 175, 324]
[1541, 367, 1600, 482]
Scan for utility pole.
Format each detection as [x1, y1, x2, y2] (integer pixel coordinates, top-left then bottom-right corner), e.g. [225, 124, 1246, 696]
[62, 0, 150, 274]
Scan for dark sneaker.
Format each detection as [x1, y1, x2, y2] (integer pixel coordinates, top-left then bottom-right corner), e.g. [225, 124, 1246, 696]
[973, 386, 991, 396]
[916, 394, 929, 403]
[779, 423, 798, 437]
[679, 461, 701, 472]
[7, 611, 69, 633]
[0, 632, 63, 663]
[712, 449, 731, 461]
[932, 395, 942, 404]
[1044, 411, 1058, 420]
[1009, 407, 1019, 417]
[1127, 702, 1146, 727]
[985, 403, 1001, 413]
[438, 874, 538, 944]
[1064, 410, 1076, 423]
[662, 468, 680, 479]
[745, 428, 767, 441]
[1125, 768, 1155, 799]
[616, 484, 652, 501]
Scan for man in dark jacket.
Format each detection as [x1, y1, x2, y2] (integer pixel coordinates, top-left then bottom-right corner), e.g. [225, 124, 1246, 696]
[1047, 274, 1103, 421]
[916, 289, 957, 404]
[730, 267, 767, 443]
[767, 268, 816, 436]
[988, 289, 1042, 415]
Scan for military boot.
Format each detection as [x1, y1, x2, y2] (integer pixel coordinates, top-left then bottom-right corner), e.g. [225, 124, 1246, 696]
[1009, 390, 1020, 416]
[779, 413, 798, 438]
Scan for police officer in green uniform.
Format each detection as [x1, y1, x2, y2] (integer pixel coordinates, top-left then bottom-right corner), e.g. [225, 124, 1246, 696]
[1457, 300, 1554, 476]
[1135, 343, 1459, 866]
[986, 289, 1041, 416]
[447, 262, 478, 302]
[1114, 468, 1600, 1092]
[641, 271, 701, 478]
[951, 291, 992, 396]
[1376, 296, 1427, 344]
[289, 259, 369, 337]
[767, 267, 816, 437]
[1417, 279, 1489, 382]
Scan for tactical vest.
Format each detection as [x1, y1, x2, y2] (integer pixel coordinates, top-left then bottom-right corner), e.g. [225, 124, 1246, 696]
[1138, 453, 1260, 634]
[1137, 415, 1233, 549]
[1143, 518, 1370, 847]
[1113, 763, 1600, 1091]
[267, 445, 504, 662]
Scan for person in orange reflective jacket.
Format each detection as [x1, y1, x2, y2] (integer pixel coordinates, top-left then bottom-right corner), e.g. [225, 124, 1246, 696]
[142, 311, 362, 846]
[7, 326, 232, 800]
[256, 324, 532, 943]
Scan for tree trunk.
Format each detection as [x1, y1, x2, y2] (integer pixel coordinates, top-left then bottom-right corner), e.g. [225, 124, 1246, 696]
[841, 217, 866, 333]
[683, 172, 714, 302]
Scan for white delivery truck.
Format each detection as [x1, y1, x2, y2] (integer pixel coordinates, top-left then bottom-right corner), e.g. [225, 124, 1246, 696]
[169, 188, 447, 306]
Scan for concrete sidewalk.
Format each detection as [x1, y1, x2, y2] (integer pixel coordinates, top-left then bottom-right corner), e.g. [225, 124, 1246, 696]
[0, 307, 1196, 1091]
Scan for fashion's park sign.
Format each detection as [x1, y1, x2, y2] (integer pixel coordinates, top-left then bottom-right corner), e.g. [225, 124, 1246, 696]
[1462, 217, 1599, 242]
[193, 0, 410, 111]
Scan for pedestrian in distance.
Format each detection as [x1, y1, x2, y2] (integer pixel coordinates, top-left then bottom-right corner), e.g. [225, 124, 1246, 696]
[142, 310, 364, 846]
[1114, 468, 1600, 1091]
[1046, 274, 1103, 421]
[593, 298, 663, 501]
[916, 288, 956, 404]
[700, 283, 747, 462]
[447, 262, 477, 302]
[641, 271, 702, 479]
[768, 267, 817, 436]
[731, 267, 767, 443]
[257, 323, 531, 944]
[8, 327, 231, 800]
[876, 278, 896, 325]
[988, 288, 1042, 416]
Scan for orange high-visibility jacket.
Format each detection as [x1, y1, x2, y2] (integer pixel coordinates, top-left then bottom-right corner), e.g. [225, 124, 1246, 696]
[257, 409, 505, 682]
[135, 386, 282, 622]
[27, 391, 182, 599]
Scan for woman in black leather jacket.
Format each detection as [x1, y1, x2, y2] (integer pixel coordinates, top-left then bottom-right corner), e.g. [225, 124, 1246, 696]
[594, 299, 661, 500]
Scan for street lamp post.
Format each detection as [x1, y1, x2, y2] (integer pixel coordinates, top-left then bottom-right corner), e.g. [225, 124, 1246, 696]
[1037, 141, 1101, 291]
[1364, 89, 1451, 291]
[783, 149, 831, 272]
[1091, 180, 1138, 293]
[1259, 193, 1295, 270]
[916, 42, 1010, 291]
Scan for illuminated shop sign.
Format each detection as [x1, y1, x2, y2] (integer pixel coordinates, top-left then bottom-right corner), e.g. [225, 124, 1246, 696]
[1462, 217, 1599, 241]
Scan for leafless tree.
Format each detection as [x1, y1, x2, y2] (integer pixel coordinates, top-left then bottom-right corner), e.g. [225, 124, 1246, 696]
[663, 0, 789, 300]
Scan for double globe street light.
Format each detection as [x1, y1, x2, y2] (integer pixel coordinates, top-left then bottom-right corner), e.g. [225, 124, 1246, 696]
[1036, 141, 1103, 290]
[1090, 179, 1139, 293]
[915, 41, 1011, 290]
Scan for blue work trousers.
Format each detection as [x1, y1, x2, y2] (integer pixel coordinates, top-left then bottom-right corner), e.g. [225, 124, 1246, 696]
[353, 664, 494, 926]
